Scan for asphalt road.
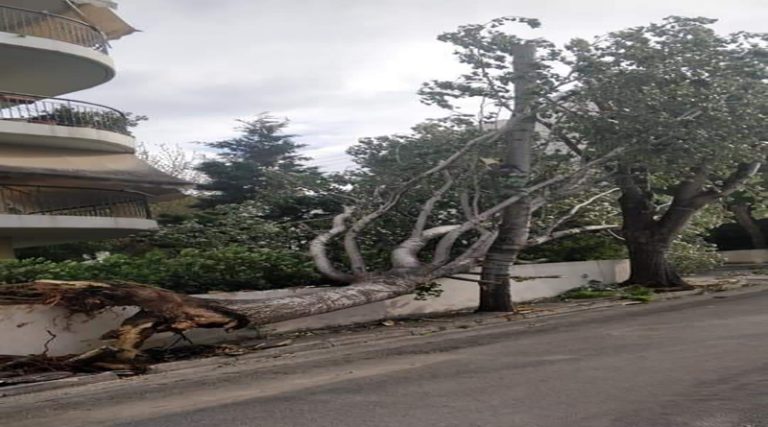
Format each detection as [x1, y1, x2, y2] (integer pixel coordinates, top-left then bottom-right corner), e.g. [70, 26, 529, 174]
[3, 288, 768, 427]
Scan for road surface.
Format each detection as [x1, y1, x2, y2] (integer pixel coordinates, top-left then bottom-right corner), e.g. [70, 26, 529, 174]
[2, 287, 768, 427]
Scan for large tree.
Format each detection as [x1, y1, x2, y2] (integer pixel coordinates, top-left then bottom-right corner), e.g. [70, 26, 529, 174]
[556, 17, 768, 288]
[418, 17, 603, 310]
[195, 115, 339, 221]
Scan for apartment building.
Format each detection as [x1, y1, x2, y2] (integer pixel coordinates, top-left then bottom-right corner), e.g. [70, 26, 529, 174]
[0, 0, 186, 257]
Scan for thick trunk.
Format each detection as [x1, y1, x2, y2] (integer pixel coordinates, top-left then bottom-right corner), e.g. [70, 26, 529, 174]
[478, 198, 529, 311]
[0, 277, 428, 363]
[226, 276, 425, 325]
[729, 202, 767, 249]
[618, 165, 692, 290]
[478, 255, 514, 311]
[623, 231, 691, 289]
[477, 43, 536, 312]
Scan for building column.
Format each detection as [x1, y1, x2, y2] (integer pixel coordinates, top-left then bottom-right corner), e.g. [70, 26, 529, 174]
[0, 237, 15, 259]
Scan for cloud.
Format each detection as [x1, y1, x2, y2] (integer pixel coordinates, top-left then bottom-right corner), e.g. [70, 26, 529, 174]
[69, 0, 767, 171]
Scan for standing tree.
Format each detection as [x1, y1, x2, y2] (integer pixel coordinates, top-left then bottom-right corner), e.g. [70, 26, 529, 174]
[419, 17, 594, 310]
[195, 115, 339, 221]
[556, 17, 768, 288]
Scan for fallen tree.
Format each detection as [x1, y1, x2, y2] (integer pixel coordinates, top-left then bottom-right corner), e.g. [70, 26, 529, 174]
[0, 133, 622, 366]
[0, 17, 638, 368]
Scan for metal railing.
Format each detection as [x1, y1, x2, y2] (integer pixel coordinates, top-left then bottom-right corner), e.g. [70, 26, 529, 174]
[0, 91, 130, 135]
[0, 4, 108, 53]
[0, 185, 151, 219]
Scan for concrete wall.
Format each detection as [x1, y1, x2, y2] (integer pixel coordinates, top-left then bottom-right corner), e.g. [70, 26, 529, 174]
[720, 249, 768, 264]
[0, 120, 135, 153]
[0, 259, 629, 356]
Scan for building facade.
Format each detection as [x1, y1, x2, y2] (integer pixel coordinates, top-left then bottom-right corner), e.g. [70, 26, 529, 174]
[0, 0, 186, 257]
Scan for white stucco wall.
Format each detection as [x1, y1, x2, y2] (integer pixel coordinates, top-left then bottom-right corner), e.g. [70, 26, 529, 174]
[0, 259, 629, 356]
[720, 249, 768, 264]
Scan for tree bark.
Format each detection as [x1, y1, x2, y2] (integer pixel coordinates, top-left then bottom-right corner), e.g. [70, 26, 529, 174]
[617, 165, 692, 289]
[478, 198, 530, 311]
[623, 230, 689, 289]
[478, 43, 536, 312]
[728, 202, 767, 249]
[226, 276, 426, 325]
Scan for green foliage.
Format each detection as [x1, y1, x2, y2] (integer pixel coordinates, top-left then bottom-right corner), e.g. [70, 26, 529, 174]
[1, 246, 320, 294]
[667, 239, 724, 275]
[342, 119, 488, 269]
[621, 285, 654, 303]
[420, 16, 561, 122]
[143, 201, 315, 252]
[560, 284, 653, 303]
[520, 233, 627, 262]
[669, 206, 726, 274]
[560, 288, 617, 299]
[195, 114, 340, 221]
[565, 17, 768, 166]
[414, 282, 444, 301]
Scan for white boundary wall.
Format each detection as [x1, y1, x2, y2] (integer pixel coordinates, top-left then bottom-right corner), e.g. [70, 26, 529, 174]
[720, 249, 768, 264]
[0, 259, 629, 356]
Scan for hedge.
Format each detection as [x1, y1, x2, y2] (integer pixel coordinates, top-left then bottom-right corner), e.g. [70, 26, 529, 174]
[0, 246, 320, 294]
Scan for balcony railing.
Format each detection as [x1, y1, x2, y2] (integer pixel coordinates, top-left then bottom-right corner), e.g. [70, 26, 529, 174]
[0, 4, 108, 53]
[0, 91, 130, 135]
[0, 185, 151, 219]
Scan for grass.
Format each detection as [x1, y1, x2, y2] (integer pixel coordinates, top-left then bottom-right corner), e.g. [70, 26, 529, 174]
[560, 284, 654, 303]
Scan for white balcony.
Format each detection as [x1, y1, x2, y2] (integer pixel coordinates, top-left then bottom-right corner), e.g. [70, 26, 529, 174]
[0, 92, 134, 152]
[0, 4, 115, 96]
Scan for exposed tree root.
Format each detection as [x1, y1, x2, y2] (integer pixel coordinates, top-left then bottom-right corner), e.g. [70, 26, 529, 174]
[0, 280, 249, 370]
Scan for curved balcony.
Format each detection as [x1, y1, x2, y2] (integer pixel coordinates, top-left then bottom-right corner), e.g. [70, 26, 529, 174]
[0, 184, 150, 218]
[0, 4, 109, 52]
[0, 92, 135, 152]
[0, 184, 157, 249]
[0, 5, 115, 96]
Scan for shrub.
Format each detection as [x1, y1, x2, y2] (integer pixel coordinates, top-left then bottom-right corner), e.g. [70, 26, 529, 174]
[519, 233, 627, 262]
[667, 239, 724, 275]
[1, 246, 320, 294]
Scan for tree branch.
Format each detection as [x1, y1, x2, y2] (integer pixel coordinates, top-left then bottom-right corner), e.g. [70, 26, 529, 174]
[410, 171, 455, 239]
[309, 207, 355, 283]
[430, 146, 627, 268]
[540, 188, 619, 237]
[536, 118, 584, 157]
[430, 229, 499, 278]
[657, 161, 761, 236]
[527, 224, 619, 246]
[391, 225, 461, 269]
[693, 162, 761, 203]
[337, 129, 510, 277]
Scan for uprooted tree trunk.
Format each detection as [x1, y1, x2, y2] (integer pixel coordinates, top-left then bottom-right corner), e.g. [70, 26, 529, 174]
[0, 280, 249, 365]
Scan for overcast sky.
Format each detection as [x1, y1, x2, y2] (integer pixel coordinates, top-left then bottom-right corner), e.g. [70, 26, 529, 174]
[74, 0, 767, 171]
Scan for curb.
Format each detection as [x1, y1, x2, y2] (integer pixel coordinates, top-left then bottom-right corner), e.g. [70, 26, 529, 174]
[0, 372, 118, 398]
